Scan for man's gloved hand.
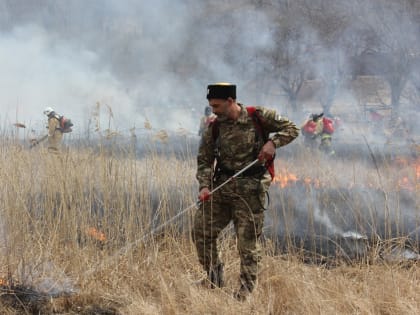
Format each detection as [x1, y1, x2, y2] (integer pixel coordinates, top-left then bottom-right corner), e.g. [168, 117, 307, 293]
[198, 187, 211, 202]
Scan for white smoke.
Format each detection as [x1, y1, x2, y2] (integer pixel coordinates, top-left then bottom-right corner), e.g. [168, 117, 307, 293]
[0, 24, 138, 135]
[0, 1, 273, 137]
[0, 0, 418, 141]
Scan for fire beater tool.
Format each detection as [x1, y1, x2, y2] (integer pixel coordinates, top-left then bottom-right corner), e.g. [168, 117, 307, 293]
[84, 158, 261, 276]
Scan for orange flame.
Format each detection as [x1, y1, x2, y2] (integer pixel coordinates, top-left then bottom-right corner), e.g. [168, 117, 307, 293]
[395, 158, 420, 191]
[273, 171, 298, 188]
[86, 227, 106, 242]
[272, 168, 323, 188]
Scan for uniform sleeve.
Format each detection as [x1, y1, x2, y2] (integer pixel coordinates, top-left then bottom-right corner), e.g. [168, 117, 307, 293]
[196, 124, 216, 190]
[256, 106, 299, 148]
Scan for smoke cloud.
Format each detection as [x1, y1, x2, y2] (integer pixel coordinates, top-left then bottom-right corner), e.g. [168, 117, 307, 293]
[0, 1, 279, 137]
[0, 24, 135, 131]
[0, 0, 418, 142]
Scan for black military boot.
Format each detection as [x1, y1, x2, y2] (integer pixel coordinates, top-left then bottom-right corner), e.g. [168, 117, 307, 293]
[233, 283, 251, 301]
[208, 263, 224, 288]
[233, 274, 255, 301]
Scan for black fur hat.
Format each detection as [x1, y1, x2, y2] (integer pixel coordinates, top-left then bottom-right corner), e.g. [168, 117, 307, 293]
[207, 83, 236, 100]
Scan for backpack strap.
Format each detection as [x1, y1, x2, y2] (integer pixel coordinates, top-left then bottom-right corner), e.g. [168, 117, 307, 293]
[246, 106, 268, 142]
[210, 118, 220, 162]
[211, 118, 219, 142]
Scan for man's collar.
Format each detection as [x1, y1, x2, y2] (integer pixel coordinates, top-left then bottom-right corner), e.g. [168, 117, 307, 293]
[216, 103, 248, 123]
[237, 103, 249, 124]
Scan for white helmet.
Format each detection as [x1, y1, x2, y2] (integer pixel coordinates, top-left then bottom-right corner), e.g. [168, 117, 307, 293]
[43, 107, 54, 116]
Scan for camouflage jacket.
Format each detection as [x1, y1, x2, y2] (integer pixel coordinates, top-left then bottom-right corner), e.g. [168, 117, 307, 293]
[196, 104, 299, 190]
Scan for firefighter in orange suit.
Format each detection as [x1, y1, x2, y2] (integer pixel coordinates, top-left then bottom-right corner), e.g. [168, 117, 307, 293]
[301, 112, 335, 155]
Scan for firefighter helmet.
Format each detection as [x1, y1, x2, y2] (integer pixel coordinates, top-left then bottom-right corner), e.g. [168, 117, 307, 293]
[43, 107, 55, 116]
[310, 112, 324, 122]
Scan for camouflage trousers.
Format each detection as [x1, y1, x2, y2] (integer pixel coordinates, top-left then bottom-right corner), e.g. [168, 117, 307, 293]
[192, 175, 268, 292]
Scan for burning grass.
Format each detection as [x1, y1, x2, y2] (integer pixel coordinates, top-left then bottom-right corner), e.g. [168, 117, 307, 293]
[0, 141, 418, 314]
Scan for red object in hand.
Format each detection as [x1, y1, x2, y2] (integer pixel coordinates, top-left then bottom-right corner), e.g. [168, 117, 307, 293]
[199, 192, 210, 202]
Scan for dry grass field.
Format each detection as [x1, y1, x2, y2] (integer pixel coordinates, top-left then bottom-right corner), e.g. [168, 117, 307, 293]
[0, 138, 419, 315]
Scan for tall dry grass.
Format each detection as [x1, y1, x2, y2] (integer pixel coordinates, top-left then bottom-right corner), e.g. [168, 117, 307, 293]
[0, 140, 418, 314]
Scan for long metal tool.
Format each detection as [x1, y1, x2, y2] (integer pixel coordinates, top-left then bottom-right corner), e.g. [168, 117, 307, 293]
[84, 158, 261, 276]
[205, 158, 260, 195]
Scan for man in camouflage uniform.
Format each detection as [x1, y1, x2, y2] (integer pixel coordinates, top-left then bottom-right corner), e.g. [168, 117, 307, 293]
[192, 83, 299, 300]
[44, 107, 63, 154]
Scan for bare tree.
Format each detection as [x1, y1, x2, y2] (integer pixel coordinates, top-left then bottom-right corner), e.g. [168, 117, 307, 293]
[353, 0, 420, 119]
[266, 1, 317, 114]
[299, 0, 353, 115]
